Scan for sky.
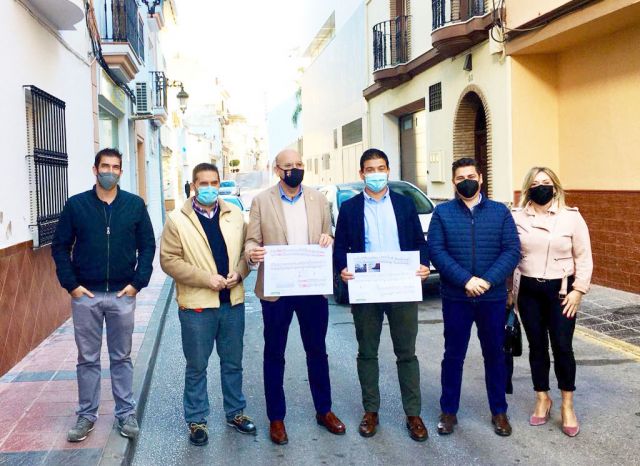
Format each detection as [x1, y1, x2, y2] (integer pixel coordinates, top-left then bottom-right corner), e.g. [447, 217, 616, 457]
[165, 0, 311, 123]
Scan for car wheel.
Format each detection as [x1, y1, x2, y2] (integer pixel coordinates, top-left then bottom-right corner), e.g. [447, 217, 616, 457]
[333, 271, 349, 305]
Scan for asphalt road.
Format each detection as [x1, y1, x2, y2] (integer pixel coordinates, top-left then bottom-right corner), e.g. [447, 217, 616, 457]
[132, 275, 640, 466]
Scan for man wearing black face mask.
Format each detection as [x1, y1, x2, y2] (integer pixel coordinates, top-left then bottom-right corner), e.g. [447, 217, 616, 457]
[427, 157, 520, 437]
[52, 148, 156, 442]
[245, 149, 345, 445]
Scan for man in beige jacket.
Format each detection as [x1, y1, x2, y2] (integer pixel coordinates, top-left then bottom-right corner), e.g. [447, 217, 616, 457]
[245, 149, 345, 445]
[160, 163, 254, 447]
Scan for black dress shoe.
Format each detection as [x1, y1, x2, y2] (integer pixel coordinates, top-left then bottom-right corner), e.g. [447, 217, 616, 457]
[437, 413, 457, 435]
[189, 422, 208, 446]
[226, 414, 257, 435]
[492, 413, 512, 437]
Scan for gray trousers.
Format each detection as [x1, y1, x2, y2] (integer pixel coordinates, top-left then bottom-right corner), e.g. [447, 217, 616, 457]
[71, 292, 136, 422]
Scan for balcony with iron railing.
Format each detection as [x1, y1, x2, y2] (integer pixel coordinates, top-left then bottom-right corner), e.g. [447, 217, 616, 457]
[96, 0, 145, 83]
[431, 0, 493, 58]
[151, 71, 168, 124]
[373, 15, 410, 72]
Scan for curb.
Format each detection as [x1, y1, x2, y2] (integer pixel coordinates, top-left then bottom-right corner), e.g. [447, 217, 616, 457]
[575, 325, 640, 360]
[99, 277, 175, 466]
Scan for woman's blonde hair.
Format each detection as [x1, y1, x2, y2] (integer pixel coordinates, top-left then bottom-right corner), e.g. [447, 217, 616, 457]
[520, 167, 566, 208]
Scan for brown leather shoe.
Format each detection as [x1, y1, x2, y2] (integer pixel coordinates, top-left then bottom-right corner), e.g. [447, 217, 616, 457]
[269, 420, 288, 445]
[316, 411, 346, 435]
[406, 416, 428, 442]
[492, 413, 512, 437]
[358, 412, 379, 438]
[437, 413, 458, 435]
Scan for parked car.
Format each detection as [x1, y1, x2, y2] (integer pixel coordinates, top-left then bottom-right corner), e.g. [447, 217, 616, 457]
[318, 181, 437, 304]
[219, 180, 240, 196]
[220, 195, 250, 223]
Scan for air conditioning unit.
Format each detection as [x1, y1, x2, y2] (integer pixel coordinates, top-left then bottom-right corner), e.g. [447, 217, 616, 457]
[135, 82, 151, 114]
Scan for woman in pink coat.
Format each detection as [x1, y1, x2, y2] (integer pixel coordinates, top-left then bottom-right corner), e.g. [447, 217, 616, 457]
[510, 167, 593, 437]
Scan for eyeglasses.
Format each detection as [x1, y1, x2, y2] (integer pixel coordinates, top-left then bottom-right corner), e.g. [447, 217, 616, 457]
[277, 162, 304, 171]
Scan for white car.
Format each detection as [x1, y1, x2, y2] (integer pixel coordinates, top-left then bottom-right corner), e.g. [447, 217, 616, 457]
[219, 180, 240, 196]
[318, 180, 438, 303]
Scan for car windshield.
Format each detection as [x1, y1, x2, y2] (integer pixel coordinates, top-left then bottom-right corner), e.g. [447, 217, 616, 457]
[222, 197, 243, 209]
[389, 183, 434, 214]
[220, 181, 236, 187]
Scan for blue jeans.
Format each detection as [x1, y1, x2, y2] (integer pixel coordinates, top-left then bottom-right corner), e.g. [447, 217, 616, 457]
[440, 298, 508, 416]
[178, 303, 246, 423]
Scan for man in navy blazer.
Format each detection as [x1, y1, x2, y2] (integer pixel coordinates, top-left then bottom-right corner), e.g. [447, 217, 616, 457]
[333, 149, 430, 441]
[427, 157, 520, 437]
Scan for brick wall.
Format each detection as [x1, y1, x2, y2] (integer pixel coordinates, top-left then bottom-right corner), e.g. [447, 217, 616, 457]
[514, 190, 640, 294]
[0, 242, 70, 376]
[565, 190, 640, 294]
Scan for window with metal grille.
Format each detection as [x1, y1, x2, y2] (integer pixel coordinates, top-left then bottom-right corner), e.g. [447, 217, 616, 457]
[341, 118, 362, 146]
[24, 86, 68, 247]
[429, 82, 442, 112]
[322, 153, 330, 170]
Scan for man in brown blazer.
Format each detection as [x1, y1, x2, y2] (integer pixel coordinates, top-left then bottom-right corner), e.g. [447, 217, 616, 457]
[245, 149, 345, 445]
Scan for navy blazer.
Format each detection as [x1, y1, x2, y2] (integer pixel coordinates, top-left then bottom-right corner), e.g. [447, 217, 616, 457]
[333, 190, 429, 273]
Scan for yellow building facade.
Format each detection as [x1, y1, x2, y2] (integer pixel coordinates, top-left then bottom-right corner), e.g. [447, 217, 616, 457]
[506, 0, 640, 293]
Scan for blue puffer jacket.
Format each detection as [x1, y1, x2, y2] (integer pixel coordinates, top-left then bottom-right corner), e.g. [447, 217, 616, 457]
[427, 196, 520, 301]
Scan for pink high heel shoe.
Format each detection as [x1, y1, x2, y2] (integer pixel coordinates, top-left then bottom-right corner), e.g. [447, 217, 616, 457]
[561, 410, 580, 437]
[529, 400, 552, 426]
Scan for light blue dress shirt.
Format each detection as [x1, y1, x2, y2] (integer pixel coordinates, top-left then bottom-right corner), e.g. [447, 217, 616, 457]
[279, 183, 303, 204]
[364, 189, 401, 252]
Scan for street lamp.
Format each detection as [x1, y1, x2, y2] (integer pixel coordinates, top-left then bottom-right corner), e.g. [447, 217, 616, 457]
[167, 80, 189, 114]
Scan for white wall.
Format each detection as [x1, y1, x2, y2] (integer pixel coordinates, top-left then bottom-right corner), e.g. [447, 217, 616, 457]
[0, 1, 94, 249]
[301, 3, 367, 185]
[367, 41, 512, 202]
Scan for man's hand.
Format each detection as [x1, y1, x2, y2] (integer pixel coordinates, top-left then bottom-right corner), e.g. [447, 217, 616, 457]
[209, 274, 228, 291]
[117, 284, 138, 298]
[319, 234, 333, 248]
[416, 265, 430, 282]
[71, 286, 95, 298]
[226, 271, 241, 289]
[249, 247, 266, 264]
[340, 267, 354, 283]
[562, 290, 583, 319]
[465, 277, 490, 297]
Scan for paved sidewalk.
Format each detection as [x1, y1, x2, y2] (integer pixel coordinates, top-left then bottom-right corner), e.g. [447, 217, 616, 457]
[578, 284, 640, 351]
[0, 252, 170, 466]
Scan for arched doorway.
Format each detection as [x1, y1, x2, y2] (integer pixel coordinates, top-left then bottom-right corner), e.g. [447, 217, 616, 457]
[453, 89, 491, 196]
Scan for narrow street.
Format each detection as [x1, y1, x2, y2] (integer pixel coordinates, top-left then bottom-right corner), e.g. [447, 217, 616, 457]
[132, 274, 640, 465]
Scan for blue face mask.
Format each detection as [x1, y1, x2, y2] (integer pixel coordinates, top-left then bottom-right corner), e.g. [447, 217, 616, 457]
[196, 186, 219, 206]
[364, 173, 388, 193]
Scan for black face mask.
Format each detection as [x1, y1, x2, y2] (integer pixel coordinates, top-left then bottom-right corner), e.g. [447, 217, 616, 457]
[456, 179, 480, 199]
[281, 167, 304, 188]
[529, 185, 554, 205]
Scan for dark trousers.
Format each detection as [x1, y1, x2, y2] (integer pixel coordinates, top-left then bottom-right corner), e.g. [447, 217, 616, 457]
[440, 298, 508, 416]
[261, 295, 332, 421]
[352, 302, 421, 416]
[517, 276, 577, 392]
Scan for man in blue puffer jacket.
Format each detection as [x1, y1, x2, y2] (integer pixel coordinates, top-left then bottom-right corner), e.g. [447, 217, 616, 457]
[427, 157, 520, 437]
